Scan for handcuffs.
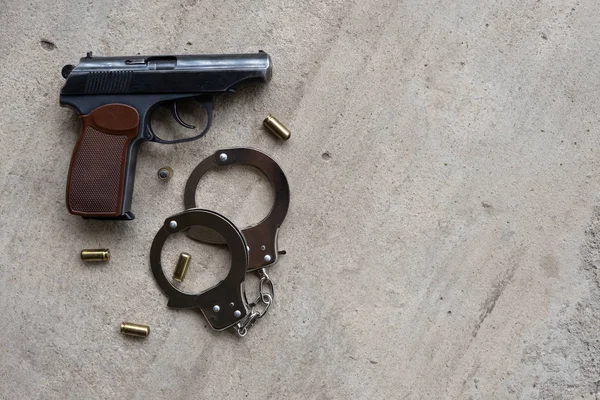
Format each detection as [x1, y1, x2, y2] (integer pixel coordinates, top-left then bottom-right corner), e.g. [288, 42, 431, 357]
[150, 148, 289, 336]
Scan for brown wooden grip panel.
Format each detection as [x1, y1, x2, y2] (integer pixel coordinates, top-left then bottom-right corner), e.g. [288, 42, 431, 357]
[66, 104, 140, 217]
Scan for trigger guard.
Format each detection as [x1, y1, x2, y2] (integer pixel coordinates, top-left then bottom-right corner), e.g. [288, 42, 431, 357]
[150, 98, 213, 145]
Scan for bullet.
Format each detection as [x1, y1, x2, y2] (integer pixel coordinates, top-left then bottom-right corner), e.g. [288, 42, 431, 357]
[80, 249, 110, 262]
[120, 322, 150, 338]
[263, 114, 291, 141]
[173, 252, 191, 282]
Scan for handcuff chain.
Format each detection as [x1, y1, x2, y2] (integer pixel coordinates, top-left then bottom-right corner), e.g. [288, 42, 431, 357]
[236, 268, 274, 337]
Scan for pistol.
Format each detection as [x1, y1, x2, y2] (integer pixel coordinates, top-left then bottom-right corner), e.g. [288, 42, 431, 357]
[60, 51, 272, 220]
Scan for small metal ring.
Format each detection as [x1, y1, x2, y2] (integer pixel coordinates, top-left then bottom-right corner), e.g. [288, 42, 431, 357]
[256, 294, 272, 318]
[261, 293, 273, 306]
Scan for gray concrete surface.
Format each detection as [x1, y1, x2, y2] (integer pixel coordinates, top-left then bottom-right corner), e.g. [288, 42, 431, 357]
[1, 0, 600, 398]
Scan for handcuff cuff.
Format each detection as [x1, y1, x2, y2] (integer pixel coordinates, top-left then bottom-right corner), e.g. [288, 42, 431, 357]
[149, 148, 289, 336]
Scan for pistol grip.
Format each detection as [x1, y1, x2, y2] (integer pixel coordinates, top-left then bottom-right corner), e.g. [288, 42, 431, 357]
[66, 103, 141, 219]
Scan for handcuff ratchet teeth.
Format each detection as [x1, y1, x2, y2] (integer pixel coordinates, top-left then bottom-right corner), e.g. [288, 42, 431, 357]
[183, 147, 290, 272]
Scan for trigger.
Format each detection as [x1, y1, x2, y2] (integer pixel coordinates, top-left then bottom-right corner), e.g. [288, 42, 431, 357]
[170, 101, 195, 129]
